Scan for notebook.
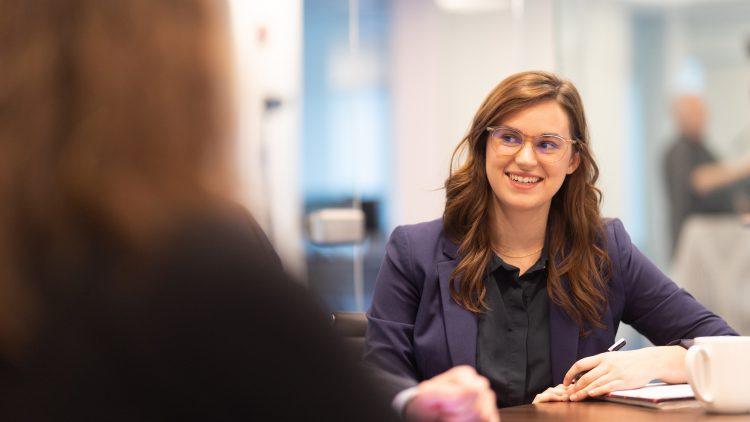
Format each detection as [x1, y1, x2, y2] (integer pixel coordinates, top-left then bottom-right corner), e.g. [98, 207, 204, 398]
[598, 382, 702, 410]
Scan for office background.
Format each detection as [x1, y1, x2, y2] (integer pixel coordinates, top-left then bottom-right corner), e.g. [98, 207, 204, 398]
[228, 0, 750, 342]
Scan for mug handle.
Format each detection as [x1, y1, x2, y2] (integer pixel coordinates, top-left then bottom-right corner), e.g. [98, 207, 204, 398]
[685, 345, 713, 404]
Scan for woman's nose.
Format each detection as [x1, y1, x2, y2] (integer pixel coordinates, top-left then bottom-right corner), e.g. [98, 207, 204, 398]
[514, 140, 538, 167]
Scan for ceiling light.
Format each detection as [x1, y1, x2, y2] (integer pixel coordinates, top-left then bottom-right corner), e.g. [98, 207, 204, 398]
[434, 0, 511, 14]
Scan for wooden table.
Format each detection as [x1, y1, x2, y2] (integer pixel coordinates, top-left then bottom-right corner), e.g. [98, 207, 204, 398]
[500, 402, 750, 421]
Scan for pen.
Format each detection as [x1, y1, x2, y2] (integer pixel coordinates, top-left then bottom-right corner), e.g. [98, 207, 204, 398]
[571, 338, 627, 384]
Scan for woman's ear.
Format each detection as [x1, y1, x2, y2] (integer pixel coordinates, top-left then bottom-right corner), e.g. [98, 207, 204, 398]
[566, 152, 580, 175]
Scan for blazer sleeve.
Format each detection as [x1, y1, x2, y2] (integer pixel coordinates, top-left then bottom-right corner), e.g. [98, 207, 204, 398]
[364, 226, 422, 385]
[611, 219, 738, 344]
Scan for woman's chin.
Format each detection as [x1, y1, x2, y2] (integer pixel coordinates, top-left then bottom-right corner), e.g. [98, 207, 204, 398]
[496, 194, 550, 213]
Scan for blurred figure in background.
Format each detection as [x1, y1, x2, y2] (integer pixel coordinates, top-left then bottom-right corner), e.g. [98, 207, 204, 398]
[663, 94, 750, 253]
[0, 0, 394, 420]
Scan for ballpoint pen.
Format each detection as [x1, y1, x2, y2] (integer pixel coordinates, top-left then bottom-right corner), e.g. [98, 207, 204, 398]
[571, 338, 627, 384]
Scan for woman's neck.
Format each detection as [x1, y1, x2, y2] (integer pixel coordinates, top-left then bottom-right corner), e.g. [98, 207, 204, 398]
[489, 200, 549, 254]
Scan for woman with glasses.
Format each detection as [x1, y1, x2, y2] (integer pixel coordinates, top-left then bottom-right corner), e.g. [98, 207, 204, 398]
[365, 71, 736, 418]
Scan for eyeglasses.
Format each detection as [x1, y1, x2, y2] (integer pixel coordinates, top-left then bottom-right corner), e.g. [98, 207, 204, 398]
[486, 126, 578, 163]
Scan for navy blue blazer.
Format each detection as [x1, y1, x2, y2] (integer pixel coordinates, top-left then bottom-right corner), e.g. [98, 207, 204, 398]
[364, 218, 736, 388]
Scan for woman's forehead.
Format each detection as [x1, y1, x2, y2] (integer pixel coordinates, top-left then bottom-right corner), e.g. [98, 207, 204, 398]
[498, 100, 571, 137]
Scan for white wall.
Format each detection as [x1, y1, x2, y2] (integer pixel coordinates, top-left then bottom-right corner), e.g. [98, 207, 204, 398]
[557, 0, 640, 241]
[230, 0, 306, 280]
[674, 3, 750, 158]
[389, 0, 556, 227]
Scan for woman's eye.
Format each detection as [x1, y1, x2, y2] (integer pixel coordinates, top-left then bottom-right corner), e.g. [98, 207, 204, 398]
[538, 140, 560, 150]
[502, 135, 521, 144]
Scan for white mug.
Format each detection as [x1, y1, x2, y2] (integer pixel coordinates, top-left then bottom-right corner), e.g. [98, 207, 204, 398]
[685, 336, 750, 413]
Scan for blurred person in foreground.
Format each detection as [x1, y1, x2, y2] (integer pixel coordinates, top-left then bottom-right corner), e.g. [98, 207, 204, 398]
[0, 1, 413, 420]
[0, 1, 494, 420]
[365, 71, 736, 413]
[663, 94, 750, 253]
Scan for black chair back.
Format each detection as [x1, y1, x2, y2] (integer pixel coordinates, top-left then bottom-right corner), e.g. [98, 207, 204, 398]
[330, 311, 367, 358]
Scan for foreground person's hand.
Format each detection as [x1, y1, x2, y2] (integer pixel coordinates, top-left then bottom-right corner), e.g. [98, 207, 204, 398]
[405, 365, 500, 422]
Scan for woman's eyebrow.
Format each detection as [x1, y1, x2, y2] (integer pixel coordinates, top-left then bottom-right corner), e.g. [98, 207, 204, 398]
[501, 124, 565, 138]
[540, 131, 564, 137]
[497, 124, 521, 132]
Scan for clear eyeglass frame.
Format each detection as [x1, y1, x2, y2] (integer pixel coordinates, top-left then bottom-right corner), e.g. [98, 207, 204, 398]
[485, 125, 579, 163]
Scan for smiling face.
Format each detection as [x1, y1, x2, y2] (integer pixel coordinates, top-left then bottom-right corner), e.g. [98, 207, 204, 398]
[485, 99, 580, 215]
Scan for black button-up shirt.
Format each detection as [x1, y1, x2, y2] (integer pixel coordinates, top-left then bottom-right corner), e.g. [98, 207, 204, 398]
[476, 253, 552, 407]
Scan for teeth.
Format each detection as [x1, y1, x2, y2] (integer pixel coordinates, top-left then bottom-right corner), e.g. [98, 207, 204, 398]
[509, 174, 540, 184]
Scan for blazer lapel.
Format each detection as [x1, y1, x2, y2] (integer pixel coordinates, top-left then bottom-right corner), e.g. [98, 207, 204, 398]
[548, 275, 580, 385]
[437, 239, 477, 368]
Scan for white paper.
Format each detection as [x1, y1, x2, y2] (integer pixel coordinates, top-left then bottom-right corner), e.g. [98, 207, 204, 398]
[607, 383, 695, 401]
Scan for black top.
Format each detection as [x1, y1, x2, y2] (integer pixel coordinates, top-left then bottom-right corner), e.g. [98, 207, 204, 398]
[663, 136, 736, 251]
[0, 211, 395, 421]
[476, 253, 552, 408]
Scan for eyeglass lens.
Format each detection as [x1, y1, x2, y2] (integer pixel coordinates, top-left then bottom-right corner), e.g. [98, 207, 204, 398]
[489, 128, 567, 161]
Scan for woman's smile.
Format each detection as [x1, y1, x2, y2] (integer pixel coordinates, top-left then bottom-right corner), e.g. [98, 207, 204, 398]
[505, 171, 544, 190]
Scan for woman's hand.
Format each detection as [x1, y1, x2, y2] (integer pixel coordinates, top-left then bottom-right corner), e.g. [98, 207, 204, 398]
[532, 384, 571, 404]
[405, 365, 500, 422]
[562, 346, 687, 401]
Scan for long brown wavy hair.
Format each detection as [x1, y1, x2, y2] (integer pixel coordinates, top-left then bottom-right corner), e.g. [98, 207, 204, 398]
[444, 71, 610, 333]
[0, 0, 231, 355]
